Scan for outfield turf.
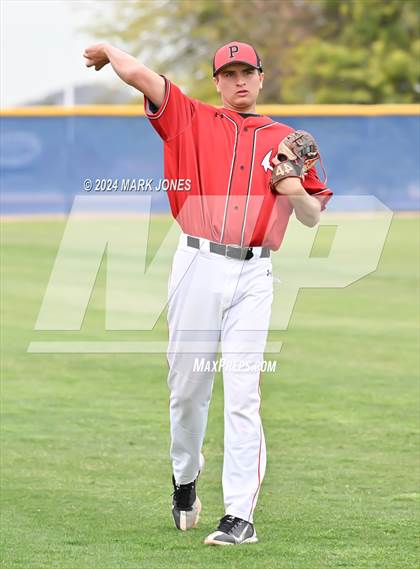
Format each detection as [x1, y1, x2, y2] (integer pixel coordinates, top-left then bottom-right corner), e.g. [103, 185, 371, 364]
[1, 216, 419, 569]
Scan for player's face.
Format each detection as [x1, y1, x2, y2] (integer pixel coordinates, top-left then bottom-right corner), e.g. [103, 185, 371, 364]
[213, 64, 264, 113]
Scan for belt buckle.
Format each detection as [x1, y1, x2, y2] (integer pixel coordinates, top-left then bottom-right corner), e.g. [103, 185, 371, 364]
[226, 244, 250, 260]
[226, 244, 240, 257]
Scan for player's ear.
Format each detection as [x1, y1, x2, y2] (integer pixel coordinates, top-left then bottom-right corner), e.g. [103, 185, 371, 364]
[259, 71, 264, 90]
[213, 75, 221, 93]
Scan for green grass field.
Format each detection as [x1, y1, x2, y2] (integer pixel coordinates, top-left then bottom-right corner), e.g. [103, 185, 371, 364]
[1, 216, 419, 569]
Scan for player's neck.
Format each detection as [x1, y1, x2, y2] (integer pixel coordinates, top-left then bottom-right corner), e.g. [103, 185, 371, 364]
[222, 101, 257, 114]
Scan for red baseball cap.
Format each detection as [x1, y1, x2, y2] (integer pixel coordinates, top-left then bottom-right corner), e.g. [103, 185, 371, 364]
[213, 41, 263, 76]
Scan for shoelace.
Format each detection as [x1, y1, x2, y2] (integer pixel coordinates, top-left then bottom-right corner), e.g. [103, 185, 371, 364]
[172, 477, 196, 510]
[217, 514, 242, 534]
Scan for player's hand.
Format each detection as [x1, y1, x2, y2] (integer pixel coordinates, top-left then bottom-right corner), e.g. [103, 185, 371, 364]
[83, 44, 110, 71]
[270, 130, 320, 191]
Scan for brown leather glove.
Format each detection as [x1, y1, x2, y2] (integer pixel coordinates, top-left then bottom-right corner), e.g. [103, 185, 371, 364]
[271, 130, 320, 188]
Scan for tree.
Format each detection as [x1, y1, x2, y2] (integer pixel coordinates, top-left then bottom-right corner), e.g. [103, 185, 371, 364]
[282, 0, 420, 103]
[81, 0, 320, 103]
[81, 0, 420, 104]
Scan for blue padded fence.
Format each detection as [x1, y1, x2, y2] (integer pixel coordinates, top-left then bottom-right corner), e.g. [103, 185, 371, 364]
[0, 113, 418, 214]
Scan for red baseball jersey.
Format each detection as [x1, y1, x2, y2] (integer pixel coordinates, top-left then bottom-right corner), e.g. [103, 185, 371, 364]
[145, 78, 333, 250]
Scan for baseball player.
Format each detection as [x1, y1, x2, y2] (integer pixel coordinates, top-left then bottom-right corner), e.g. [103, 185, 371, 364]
[84, 40, 333, 546]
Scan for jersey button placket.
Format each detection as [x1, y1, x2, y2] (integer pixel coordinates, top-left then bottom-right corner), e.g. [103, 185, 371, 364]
[225, 124, 254, 243]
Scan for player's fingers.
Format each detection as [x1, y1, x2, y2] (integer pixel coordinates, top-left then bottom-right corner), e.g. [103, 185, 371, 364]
[84, 44, 98, 54]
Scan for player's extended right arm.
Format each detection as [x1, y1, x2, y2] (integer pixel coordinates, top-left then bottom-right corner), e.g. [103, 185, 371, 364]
[83, 44, 165, 108]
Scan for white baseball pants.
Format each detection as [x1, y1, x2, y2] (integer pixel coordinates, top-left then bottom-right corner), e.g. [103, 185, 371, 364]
[167, 233, 273, 523]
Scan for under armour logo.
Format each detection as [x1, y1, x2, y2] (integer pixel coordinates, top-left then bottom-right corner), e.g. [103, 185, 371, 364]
[261, 150, 273, 172]
[229, 45, 239, 58]
[266, 269, 272, 276]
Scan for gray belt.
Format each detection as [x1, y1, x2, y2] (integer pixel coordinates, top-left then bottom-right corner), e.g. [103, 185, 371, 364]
[186, 236, 270, 261]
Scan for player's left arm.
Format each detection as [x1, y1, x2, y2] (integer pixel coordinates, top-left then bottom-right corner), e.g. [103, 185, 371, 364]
[271, 130, 332, 227]
[275, 178, 321, 227]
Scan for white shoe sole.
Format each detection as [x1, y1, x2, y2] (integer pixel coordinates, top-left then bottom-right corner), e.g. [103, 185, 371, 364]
[203, 534, 258, 545]
[177, 496, 202, 531]
[173, 454, 205, 531]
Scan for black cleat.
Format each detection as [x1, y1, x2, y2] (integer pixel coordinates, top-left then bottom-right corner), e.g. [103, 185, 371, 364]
[171, 454, 204, 531]
[204, 515, 258, 545]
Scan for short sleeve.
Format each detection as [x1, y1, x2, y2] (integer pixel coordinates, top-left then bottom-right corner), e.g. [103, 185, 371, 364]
[144, 77, 197, 142]
[302, 166, 333, 211]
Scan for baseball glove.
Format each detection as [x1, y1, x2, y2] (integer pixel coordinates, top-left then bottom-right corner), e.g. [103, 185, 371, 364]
[271, 130, 320, 188]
